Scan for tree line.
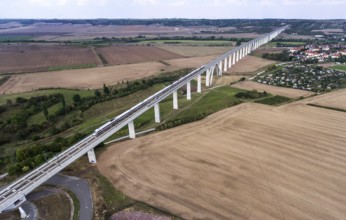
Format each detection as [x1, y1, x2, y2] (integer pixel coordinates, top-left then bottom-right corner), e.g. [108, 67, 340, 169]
[0, 69, 192, 175]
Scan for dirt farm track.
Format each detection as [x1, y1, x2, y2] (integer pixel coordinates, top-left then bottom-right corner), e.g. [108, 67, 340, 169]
[98, 91, 346, 220]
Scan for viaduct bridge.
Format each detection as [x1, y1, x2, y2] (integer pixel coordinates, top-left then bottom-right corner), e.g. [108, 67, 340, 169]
[0, 26, 288, 214]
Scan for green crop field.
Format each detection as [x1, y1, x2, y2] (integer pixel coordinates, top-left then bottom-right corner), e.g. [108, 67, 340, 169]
[267, 41, 306, 47]
[330, 65, 346, 71]
[137, 39, 234, 46]
[48, 64, 97, 72]
[105, 86, 244, 141]
[0, 35, 34, 42]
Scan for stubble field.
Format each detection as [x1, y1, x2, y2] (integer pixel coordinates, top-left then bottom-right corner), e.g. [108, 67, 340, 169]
[302, 88, 346, 110]
[0, 45, 101, 74]
[0, 62, 169, 93]
[0, 54, 276, 93]
[231, 81, 315, 98]
[97, 46, 183, 65]
[226, 56, 276, 75]
[98, 95, 346, 220]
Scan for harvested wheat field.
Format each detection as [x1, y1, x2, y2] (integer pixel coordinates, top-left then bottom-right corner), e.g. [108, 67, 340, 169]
[231, 81, 314, 98]
[0, 55, 223, 93]
[226, 56, 276, 75]
[302, 88, 346, 110]
[98, 101, 346, 220]
[0, 45, 101, 74]
[165, 55, 219, 69]
[97, 46, 183, 65]
[0, 62, 169, 93]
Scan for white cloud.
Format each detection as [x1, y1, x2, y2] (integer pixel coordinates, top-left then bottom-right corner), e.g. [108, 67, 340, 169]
[282, 0, 314, 5]
[133, 0, 158, 5]
[260, 0, 275, 6]
[57, 0, 68, 6]
[169, 0, 186, 6]
[211, 0, 249, 6]
[29, 0, 52, 6]
[319, 0, 346, 4]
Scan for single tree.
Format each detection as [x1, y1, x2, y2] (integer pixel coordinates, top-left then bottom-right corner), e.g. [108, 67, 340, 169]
[95, 89, 101, 97]
[73, 94, 82, 103]
[103, 84, 110, 95]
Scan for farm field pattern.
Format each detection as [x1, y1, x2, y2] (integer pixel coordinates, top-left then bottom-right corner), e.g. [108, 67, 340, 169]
[0, 45, 101, 74]
[98, 95, 346, 220]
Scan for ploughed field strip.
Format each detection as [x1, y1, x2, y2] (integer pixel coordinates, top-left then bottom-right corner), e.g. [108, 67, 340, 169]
[98, 102, 346, 220]
[0, 45, 101, 74]
[97, 46, 184, 65]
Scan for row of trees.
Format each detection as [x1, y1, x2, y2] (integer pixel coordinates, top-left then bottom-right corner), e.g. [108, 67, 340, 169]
[235, 90, 269, 99]
[262, 50, 293, 62]
[0, 69, 192, 174]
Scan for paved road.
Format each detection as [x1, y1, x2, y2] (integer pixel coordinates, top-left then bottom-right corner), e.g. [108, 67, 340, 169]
[45, 174, 92, 220]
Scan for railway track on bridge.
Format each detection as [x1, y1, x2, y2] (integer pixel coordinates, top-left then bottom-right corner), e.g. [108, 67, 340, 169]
[0, 25, 288, 213]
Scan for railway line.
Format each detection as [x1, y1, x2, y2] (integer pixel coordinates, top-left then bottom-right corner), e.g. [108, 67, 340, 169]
[0, 25, 288, 213]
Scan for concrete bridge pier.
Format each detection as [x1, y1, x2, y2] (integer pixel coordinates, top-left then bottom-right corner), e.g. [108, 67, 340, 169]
[236, 50, 239, 62]
[232, 52, 236, 65]
[197, 74, 202, 93]
[228, 54, 232, 68]
[219, 61, 223, 76]
[206, 69, 211, 87]
[224, 58, 228, 72]
[87, 149, 97, 163]
[128, 121, 136, 139]
[173, 90, 178, 109]
[186, 81, 191, 100]
[154, 103, 160, 123]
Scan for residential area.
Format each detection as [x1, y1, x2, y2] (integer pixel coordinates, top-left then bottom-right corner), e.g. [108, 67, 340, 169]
[254, 64, 346, 92]
[286, 33, 346, 62]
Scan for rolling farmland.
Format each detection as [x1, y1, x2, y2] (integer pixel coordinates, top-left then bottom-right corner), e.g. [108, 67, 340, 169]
[0, 45, 101, 74]
[98, 91, 346, 219]
[231, 81, 315, 98]
[97, 46, 183, 65]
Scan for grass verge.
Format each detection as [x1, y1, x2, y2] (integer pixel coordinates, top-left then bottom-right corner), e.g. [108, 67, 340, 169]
[330, 65, 346, 72]
[48, 64, 97, 71]
[67, 190, 80, 220]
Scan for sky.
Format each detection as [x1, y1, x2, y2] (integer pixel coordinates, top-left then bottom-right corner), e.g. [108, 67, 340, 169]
[0, 0, 345, 19]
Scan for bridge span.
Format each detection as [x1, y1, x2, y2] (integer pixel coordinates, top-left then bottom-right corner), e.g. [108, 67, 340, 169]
[0, 26, 288, 213]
